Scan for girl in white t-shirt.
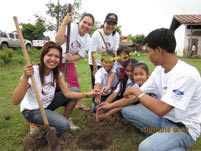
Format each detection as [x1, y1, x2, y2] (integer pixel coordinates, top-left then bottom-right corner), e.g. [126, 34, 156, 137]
[55, 13, 95, 111]
[12, 41, 99, 134]
[88, 13, 120, 89]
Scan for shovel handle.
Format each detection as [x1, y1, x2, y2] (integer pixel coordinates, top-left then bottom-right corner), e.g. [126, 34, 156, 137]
[13, 16, 49, 126]
[64, 4, 72, 82]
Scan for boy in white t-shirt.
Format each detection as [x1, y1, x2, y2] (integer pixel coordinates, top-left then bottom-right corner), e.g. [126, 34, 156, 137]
[92, 51, 118, 112]
[121, 28, 201, 150]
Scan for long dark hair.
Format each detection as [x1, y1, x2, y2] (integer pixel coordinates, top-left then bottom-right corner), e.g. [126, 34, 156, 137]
[39, 41, 62, 85]
[117, 58, 138, 97]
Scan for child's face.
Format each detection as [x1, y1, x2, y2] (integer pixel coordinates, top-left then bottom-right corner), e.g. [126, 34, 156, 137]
[101, 59, 114, 72]
[133, 67, 149, 86]
[118, 52, 129, 67]
[125, 65, 133, 80]
[44, 48, 60, 71]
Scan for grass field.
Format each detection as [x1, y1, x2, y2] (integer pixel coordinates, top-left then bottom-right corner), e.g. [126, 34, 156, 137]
[0, 49, 200, 150]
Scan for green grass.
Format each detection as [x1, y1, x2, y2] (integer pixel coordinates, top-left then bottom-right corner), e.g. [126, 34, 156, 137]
[0, 50, 200, 150]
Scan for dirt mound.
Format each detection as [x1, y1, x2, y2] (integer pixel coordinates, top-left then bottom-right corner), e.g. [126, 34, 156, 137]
[22, 111, 141, 151]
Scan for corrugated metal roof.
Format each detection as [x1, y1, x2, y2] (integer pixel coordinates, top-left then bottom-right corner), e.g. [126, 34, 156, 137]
[174, 15, 201, 24]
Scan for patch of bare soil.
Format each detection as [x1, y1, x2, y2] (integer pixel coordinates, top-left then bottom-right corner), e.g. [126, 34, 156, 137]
[22, 111, 144, 151]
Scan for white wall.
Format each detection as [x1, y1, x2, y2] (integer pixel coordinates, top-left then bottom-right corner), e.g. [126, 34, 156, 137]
[175, 25, 185, 56]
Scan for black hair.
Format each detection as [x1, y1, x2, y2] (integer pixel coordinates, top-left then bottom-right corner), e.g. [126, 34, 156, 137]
[133, 62, 149, 75]
[117, 46, 130, 56]
[80, 13, 95, 25]
[143, 28, 176, 53]
[117, 58, 138, 97]
[39, 41, 62, 85]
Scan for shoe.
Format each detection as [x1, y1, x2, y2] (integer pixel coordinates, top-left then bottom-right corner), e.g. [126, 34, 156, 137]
[30, 123, 40, 134]
[69, 119, 80, 130]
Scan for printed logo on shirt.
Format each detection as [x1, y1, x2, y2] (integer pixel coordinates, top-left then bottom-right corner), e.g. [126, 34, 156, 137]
[70, 40, 81, 55]
[170, 89, 184, 100]
[172, 89, 184, 95]
[41, 82, 55, 96]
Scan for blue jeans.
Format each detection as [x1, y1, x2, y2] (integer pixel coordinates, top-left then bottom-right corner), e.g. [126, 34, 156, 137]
[22, 88, 79, 134]
[121, 105, 195, 151]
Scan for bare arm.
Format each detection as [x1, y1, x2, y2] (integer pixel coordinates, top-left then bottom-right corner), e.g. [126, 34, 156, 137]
[12, 64, 34, 105]
[124, 86, 174, 117]
[58, 76, 99, 98]
[102, 72, 115, 93]
[94, 83, 101, 104]
[91, 51, 98, 75]
[55, 13, 72, 45]
[65, 53, 82, 62]
[105, 92, 117, 103]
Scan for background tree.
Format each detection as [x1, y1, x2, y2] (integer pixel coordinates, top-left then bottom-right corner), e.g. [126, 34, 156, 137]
[128, 34, 145, 45]
[21, 16, 47, 41]
[46, 0, 82, 31]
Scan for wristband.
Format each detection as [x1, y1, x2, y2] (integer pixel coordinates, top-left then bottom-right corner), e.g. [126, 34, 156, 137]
[137, 92, 145, 100]
[82, 93, 86, 98]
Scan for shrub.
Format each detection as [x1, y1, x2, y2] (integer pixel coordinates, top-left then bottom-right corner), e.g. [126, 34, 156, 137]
[0, 49, 13, 66]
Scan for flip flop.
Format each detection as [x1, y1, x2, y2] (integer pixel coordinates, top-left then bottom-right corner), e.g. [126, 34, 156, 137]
[76, 105, 90, 111]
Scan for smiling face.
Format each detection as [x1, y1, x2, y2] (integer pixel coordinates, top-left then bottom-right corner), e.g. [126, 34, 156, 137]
[125, 65, 133, 81]
[133, 66, 149, 87]
[103, 21, 117, 35]
[117, 51, 130, 67]
[78, 16, 94, 36]
[43, 48, 61, 74]
[101, 59, 114, 72]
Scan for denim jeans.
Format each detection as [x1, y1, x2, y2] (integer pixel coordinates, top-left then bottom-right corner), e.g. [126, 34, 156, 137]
[121, 105, 195, 151]
[22, 88, 79, 134]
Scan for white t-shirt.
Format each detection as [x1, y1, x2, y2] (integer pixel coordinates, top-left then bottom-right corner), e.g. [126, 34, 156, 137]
[88, 28, 120, 66]
[61, 23, 91, 63]
[141, 60, 201, 141]
[20, 65, 61, 112]
[95, 66, 118, 96]
[114, 78, 139, 96]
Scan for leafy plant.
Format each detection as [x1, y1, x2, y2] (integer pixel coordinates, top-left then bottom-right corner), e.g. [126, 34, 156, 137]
[0, 49, 13, 66]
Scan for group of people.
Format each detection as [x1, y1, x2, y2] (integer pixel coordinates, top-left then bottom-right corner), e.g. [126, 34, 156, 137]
[12, 11, 201, 151]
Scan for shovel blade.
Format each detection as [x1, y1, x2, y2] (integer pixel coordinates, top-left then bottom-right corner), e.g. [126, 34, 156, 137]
[46, 126, 60, 151]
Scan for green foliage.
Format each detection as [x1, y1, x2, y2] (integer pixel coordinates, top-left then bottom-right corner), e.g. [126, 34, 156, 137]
[0, 49, 13, 66]
[0, 49, 40, 67]
[128, 34, 145, 45]
[21, 18, 46, 41]
[46, 0, 82, 31]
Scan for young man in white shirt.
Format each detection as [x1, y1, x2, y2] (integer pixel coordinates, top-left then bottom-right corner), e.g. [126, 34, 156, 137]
[121, 28, 201, 150]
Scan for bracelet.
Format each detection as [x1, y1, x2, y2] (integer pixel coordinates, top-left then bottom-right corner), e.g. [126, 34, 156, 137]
[81, 93, 86, 98]
[137, 92, 145, 100]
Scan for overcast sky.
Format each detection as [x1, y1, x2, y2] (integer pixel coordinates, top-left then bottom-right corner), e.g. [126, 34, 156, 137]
[1, 0, 201, 37]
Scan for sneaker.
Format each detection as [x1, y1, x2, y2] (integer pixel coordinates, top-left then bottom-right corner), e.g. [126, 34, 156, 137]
[69, 119, 80, 130]
[30, 123, 40, 134]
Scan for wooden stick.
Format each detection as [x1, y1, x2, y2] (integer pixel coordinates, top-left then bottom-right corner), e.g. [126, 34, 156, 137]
[13, 16, 49, 126]
[64, 4, 72, 82]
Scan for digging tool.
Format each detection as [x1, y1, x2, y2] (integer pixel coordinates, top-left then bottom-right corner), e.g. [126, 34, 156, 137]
[64, 4, 72, 82]
[13, 16, 59, 151]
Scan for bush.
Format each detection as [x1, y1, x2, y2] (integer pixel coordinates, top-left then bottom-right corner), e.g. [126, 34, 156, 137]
[0, 49, 13, 66]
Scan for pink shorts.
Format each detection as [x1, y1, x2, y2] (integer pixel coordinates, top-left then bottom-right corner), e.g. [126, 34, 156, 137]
[62, 63, 80, 88]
